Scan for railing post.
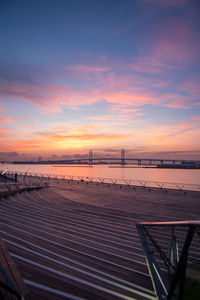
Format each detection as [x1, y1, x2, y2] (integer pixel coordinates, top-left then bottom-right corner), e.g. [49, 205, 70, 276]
[136, 224, 168, 299]
[167, 225, 196, 300]
[169, 227, 179, 269]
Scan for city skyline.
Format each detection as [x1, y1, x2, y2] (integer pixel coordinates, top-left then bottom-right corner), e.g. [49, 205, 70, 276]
[0, 0, 200, 161]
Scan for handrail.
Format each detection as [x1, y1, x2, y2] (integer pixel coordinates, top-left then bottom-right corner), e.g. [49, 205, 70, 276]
[137, 220, 200, 226]
[1, 169, 8, 175]
[136, 221, 200, 300]
[0, 265, 22, 300]
[0, 280, 22, 300]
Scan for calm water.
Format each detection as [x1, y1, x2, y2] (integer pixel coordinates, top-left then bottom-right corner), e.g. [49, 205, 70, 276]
[1, 163, 200, 186]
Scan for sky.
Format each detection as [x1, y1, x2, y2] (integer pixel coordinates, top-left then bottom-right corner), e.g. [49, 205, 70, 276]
[0, 0, 200, 161]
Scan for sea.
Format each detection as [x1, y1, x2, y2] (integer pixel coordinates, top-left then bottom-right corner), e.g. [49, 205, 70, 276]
[1, 163, 200, 191]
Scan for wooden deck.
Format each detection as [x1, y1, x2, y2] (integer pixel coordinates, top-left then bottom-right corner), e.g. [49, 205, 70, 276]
[0, 181, 199, 299]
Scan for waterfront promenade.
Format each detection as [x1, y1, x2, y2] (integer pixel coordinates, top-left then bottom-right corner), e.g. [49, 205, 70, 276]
[0, 175, 200, 299]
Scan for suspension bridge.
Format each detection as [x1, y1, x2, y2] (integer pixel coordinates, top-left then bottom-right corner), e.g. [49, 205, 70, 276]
[8, 149, 200, 168]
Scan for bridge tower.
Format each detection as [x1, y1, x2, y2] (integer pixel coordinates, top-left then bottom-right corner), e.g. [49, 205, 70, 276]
[89, 150, 93, 165]
[121, 149, 125, 165]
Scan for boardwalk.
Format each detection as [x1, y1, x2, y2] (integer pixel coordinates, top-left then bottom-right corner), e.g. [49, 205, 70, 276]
[0, 180, 200, 299]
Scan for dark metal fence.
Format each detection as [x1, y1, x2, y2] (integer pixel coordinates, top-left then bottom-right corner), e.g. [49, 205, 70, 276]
[3, 171, 200, 191]
[136, 221, 200, 300]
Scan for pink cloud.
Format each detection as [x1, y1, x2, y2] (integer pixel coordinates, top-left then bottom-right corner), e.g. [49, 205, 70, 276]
[88, 115, 117, 121]
[88, 114, 135, 122]
[178, 78, 200, 98]
[160, 93, 192, 109]
[0, 77, 193, 112]
[71, 64, 109, 73]
[153, 29, 197, 66]
[112, 105, 143, 114]
[178, 122, 194, 130]
[142, 0, 191, 6]
[0, 81, 149, 111]
[0, 58, 198, 115]
[0, 82, 66, 110]
[131, 19, 199, 74]
[0, 82, 75, 113]
[130, 57, 173, 74]
[193, 116, 200, 121]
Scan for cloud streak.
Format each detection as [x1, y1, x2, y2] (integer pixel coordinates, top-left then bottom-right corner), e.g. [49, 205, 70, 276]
[0, 70, 198, 117]
[0, 116, 20, 122]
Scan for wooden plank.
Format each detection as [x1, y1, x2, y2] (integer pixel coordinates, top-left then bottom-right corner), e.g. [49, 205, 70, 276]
[0, 238, 32, 299]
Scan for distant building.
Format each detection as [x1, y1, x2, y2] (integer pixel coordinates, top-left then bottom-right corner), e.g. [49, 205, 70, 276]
[157, 161, 200, 169]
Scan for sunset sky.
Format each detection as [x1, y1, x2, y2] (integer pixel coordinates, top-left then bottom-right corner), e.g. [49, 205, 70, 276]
[0, 0, 200, 161]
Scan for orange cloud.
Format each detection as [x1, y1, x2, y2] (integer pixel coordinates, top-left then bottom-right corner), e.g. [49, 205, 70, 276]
[48, 123, 116, 135]
[0, 116, 20, 122]
[0, 139, 47, 152]
[34, 131, 127, 142]
[0, 131, 17, 138]
[142, 121, 200, 150]
[0, 133, 13, 138]
[0, 130, 128, 153]
[1, 117, 199, 155]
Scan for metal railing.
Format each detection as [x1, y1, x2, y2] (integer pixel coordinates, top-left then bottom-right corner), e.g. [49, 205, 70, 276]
[3, 171, 200, 192]
[0, 265, 22, 300]
[136, 221, 200, 300]
[0, 182, 20, 192]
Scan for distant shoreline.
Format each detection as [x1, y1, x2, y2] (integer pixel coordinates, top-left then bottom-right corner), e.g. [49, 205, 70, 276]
[109, 165, 200, 169]
[53, 165, 93, 168]
[109, 166, 157, 168]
